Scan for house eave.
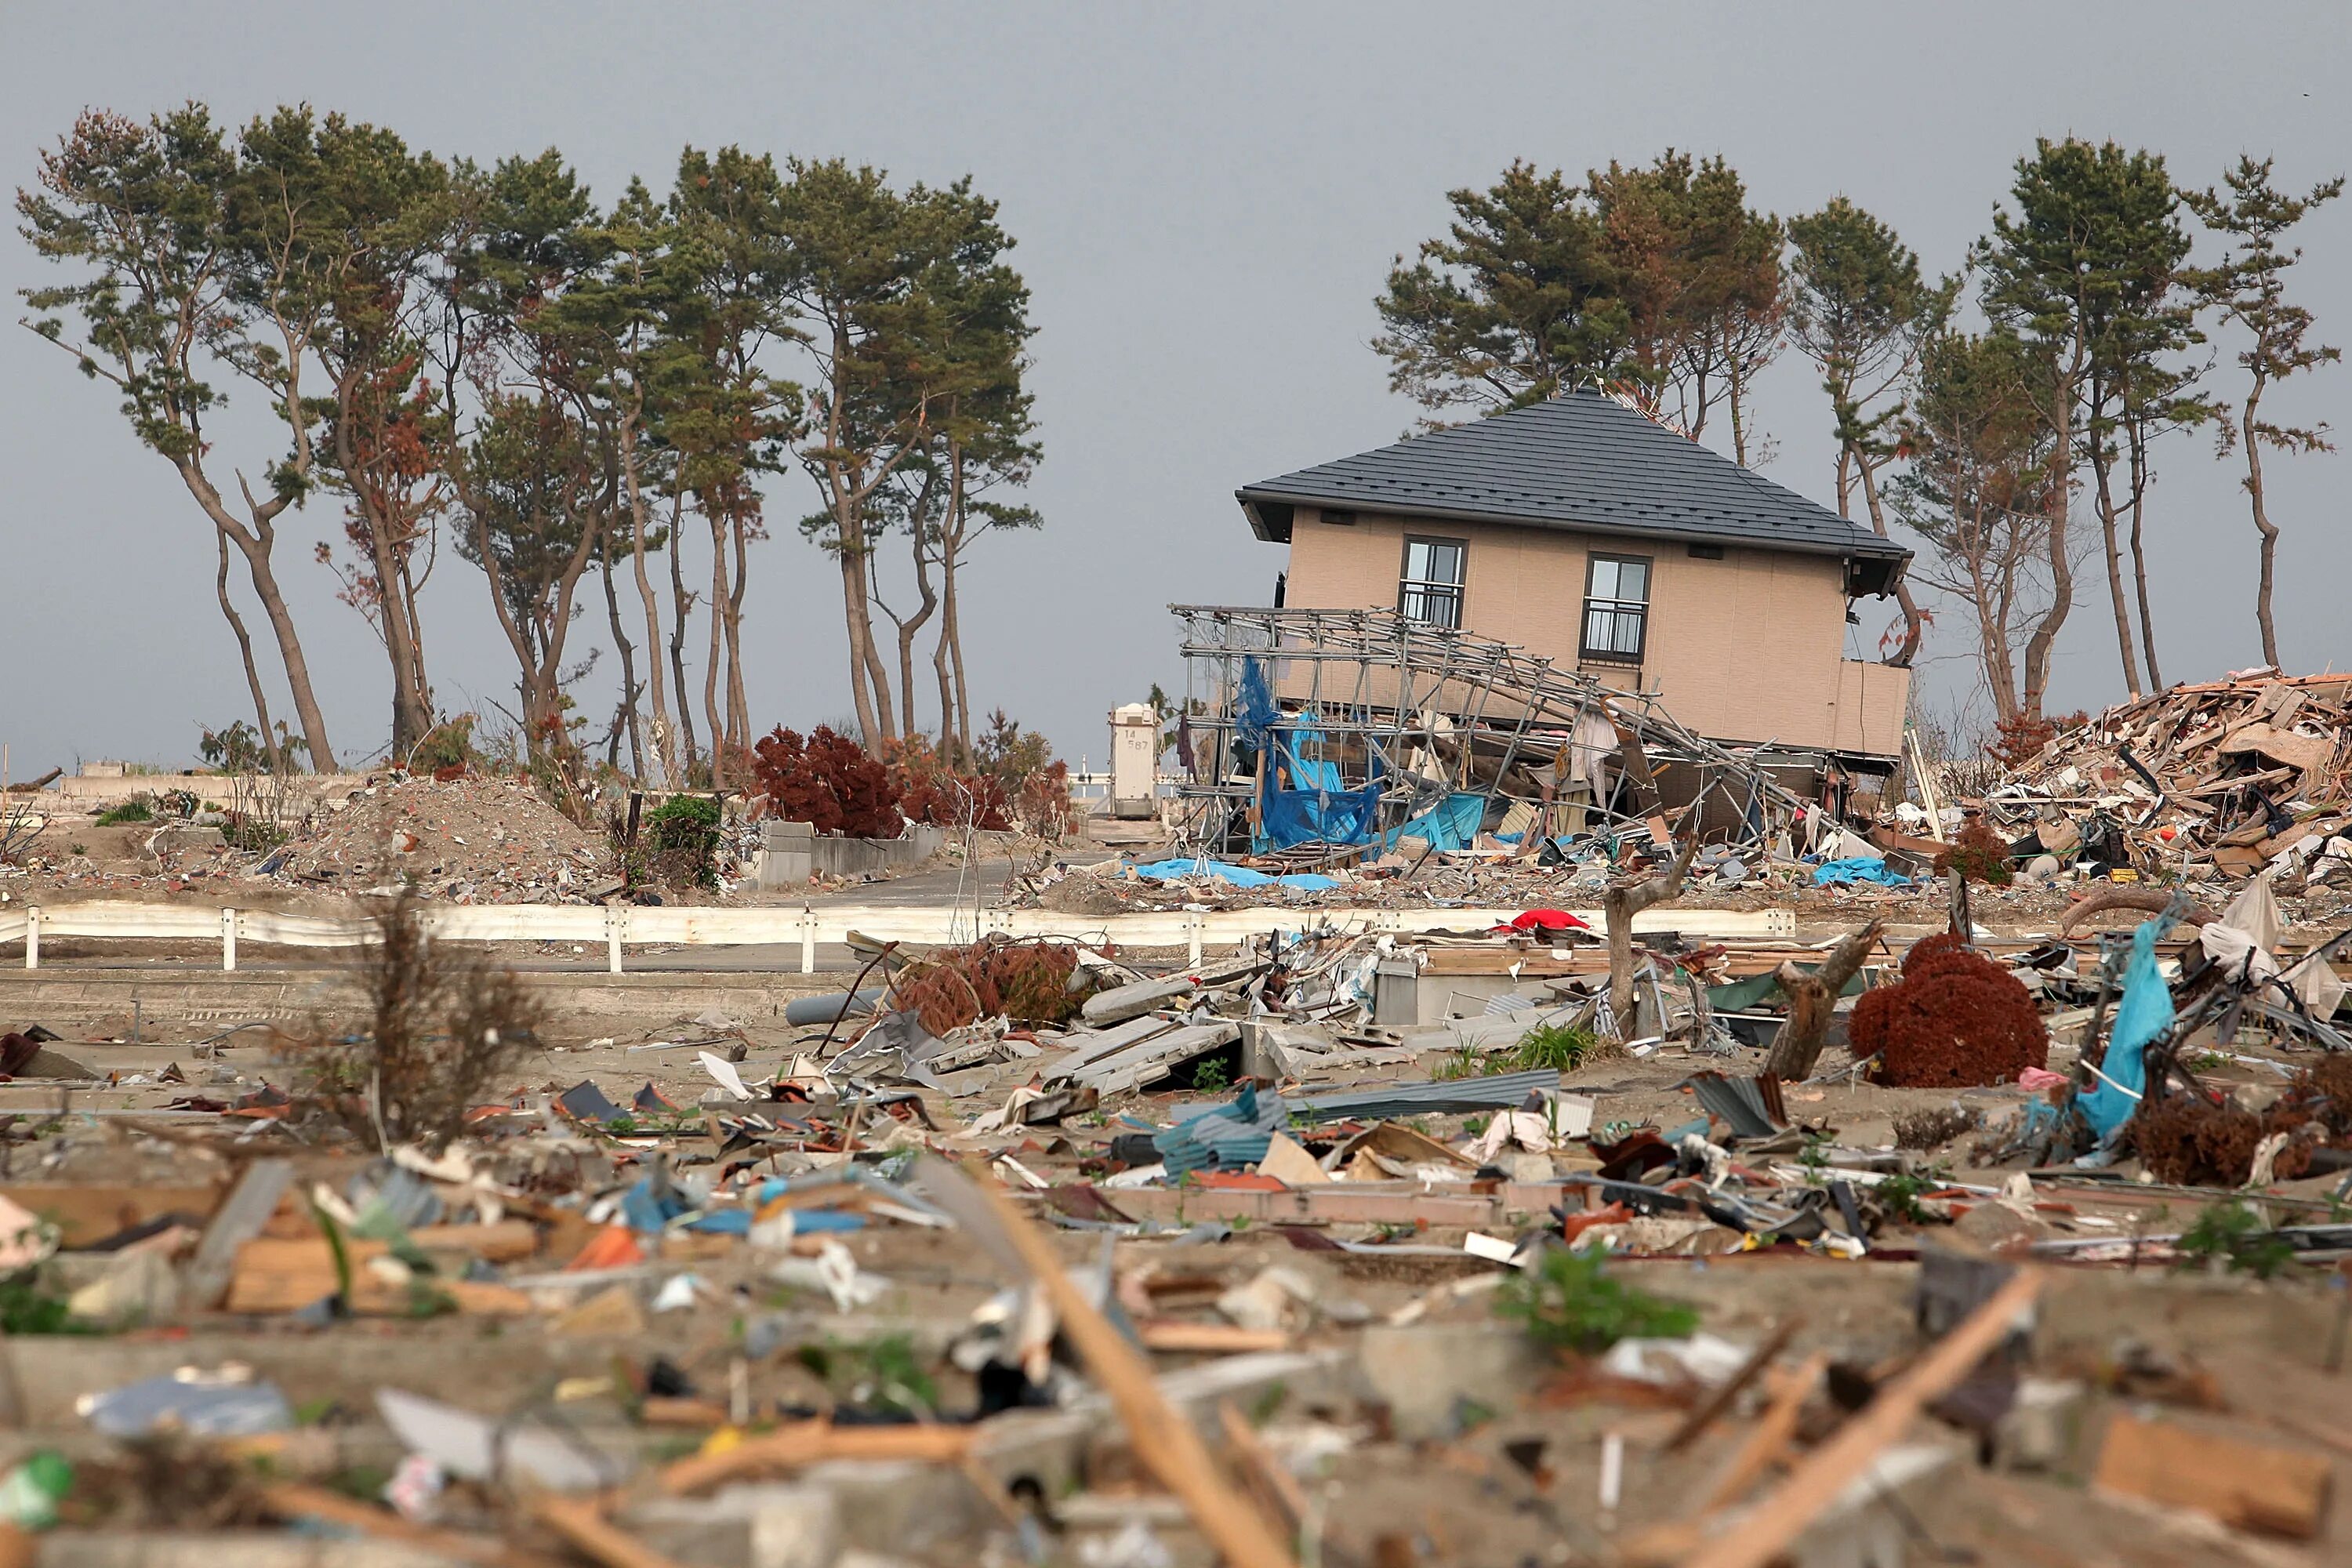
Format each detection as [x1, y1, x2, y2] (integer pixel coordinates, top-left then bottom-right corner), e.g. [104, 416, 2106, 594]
[1235, 486, 1912, 580]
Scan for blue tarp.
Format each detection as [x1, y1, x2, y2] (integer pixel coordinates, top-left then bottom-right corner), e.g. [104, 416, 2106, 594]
[2080, 916, 2173, 1138]
[1280, 710, 1345, 792]
[1259, 780, 1382, 850]
[1254, 706, 1385, 851]
[1381, 791, 1487, 854]
[1236, 657, 1276, 753]
[1811, 857, 1912, 887]
[1131, 857, 1341, 891]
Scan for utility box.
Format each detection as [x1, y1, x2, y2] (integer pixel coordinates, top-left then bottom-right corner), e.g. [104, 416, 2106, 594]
[1108, 703, 1158, 819]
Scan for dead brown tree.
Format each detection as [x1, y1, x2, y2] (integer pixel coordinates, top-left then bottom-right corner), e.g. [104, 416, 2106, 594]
[1762, 920, 1882, 1081]
[1603, 837, 1698, 1033]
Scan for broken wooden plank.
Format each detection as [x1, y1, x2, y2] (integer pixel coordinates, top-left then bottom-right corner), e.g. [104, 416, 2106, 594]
[227, 1236, 537, 1316]
[258, 1480, 565, 1568]
[1684, 1269, 2042, 1568]
[1699, 1352, 1824, 1511]
[1137, 1322, 1291, 1354]
[0, 1184, 220, 1249]
[1665, 1319, 1800, 1454]
[528, 1494, 689, 1568]
[659, 1417, 977, 1495]
[921, 1156, 1297, 1568]
[2093, 1412, 2332, 1541]
[184, 1159, 294, 1311]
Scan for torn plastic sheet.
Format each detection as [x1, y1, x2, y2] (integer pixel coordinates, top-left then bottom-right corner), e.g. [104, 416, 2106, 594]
[2080, 917, 2174, 1140]
[1131, 858, 1341, 891]
[1379, 791, 1487, 854]
[1811, 857, 1911, 887]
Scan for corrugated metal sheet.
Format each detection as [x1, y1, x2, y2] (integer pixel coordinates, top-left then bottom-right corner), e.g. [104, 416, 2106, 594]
[1155, 1082, 1289, 1178]
[1289, 1069, 1559, 1125]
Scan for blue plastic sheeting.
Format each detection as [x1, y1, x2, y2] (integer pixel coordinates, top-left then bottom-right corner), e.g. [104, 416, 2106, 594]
[1281, 711, 1345, 792]
[1156, 1080, 1290, 1178]
[1259, 780, 1383, 850]
[619, 1176, 692, 1233]
[1811, 857, 1912, 887]
[2080, 916, 2174, 1138]
[1131, 857, 1341, 891]
[1256, 708, 1384, 850]
[1237, 657, 1276, 753]
[1381, 791, 1488, 853]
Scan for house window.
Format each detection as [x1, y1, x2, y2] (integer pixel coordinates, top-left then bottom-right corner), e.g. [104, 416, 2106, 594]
[1399, 536, 1466, 629]
[1581, 553, 1650, 663]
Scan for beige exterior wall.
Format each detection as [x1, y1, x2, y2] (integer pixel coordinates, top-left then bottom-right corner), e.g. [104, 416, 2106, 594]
[1282, 508, 1908, 756]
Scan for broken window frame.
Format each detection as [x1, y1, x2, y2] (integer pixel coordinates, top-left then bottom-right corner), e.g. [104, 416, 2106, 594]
[1581, 551, 1651, 665]
[1397, 535, 1467, 630]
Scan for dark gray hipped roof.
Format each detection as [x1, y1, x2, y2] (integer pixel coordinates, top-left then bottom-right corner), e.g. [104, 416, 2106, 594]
[1238, 388, 1910, 592]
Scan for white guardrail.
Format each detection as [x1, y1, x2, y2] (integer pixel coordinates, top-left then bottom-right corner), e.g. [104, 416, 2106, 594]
[0, 901, 1798, 975]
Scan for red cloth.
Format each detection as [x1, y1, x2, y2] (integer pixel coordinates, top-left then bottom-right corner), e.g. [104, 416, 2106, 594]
[1502, 909, 1590, 933]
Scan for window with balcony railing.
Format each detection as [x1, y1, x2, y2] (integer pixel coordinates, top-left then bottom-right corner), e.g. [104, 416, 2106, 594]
[1399, 535, 1466, 629]
[1581, 552, 1650, 663]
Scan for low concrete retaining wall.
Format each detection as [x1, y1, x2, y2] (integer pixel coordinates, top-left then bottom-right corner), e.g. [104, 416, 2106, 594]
[48, 773, 372, 808]
[756, 821, 944, 887]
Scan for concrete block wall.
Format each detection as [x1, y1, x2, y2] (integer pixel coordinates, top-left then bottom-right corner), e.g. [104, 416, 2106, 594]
[756, 821, 944, 888]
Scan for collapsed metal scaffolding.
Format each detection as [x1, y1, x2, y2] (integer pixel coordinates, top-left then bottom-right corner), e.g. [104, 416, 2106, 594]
[1171, 606, 1814, 859]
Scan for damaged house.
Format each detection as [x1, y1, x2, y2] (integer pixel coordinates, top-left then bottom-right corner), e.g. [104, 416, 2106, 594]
[1237, 388, 1914, 769]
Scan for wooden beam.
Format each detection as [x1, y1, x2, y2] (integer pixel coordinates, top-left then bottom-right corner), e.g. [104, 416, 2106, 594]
[256, 1481, 564, 1568]
[1664, 1319, 1800, 1454]
[1684, 1270, 2042, 1568]
[927, 1157, 1298, 1568]
[528, 1494, 689, 1568]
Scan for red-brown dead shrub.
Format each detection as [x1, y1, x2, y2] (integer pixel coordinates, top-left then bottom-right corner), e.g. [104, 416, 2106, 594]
[887, 736, 1012, 832]
[1933, 819, 2014, 886]
[1989, 710, 2090, 769]
[752, 726, 904, 838]
[1853, 939, 2049, 1088]
[2130, 1092, 2314, 1186]
[891, 938, 1086, 1035]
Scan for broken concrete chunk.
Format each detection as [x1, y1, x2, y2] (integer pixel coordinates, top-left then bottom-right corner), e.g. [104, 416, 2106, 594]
[1059, 1021, 1240, 1095]
[1080, 975, 1196, 1025]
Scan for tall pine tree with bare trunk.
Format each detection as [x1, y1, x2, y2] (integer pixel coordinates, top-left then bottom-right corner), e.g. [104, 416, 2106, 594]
[20, 106, 339, 769]
[238, 107, 452, 760]
[2185, 158, 2343, 672]
[1892, 328, 2063, 723]
[1787, 199, 1952, 666]
[1978, 140, 2193, 710]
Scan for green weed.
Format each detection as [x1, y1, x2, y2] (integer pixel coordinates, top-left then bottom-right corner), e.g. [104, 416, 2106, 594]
[797, 1333, 938, 1418]
[2176, 1200, 2296, 1279]
[1496, 1247, 1698, 1356]
[1508, 1022, 1603, 1073]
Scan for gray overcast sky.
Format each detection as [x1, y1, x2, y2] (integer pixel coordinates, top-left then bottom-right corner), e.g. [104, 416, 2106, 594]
[4, 3, 2347, 775]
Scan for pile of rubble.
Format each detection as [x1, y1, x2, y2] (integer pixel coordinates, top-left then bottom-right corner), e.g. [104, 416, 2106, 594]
[272, 772, 612, 902]
[3, 860, 2352, 1563]
[1991, 672, 2352, 889]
